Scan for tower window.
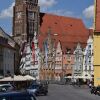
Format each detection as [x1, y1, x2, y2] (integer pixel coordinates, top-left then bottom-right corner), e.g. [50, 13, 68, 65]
[28, 12, 35, 19]
[89, 66, 91, 71]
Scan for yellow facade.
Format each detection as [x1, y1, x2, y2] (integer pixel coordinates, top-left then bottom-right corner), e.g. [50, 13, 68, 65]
[93, 0, 100, 86]
[94, 35, 100, 65]
[94, 34, 100, 86]
[94, 66, 100, 86]
[94, 33, 100, 86]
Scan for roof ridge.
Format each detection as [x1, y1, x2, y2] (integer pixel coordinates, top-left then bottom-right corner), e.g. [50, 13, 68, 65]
[40, 12, 81, 20]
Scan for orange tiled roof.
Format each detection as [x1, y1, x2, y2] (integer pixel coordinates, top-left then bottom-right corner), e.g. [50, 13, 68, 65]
[39, 13, 93, 52]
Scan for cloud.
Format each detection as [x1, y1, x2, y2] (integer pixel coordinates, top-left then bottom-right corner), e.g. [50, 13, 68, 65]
[0, 0, 57, 19]
[89, 26, 94, 29]
[47, 9, 74, 17]
[39, 0, 57, 12]
[38, 0, 74, 17]
[0, 2, 15, 19]
[39, 0, 57, 8]
[83, 5, 94, 19]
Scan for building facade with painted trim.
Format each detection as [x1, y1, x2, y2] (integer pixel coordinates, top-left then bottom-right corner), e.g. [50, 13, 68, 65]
[83, 36, 93, 80]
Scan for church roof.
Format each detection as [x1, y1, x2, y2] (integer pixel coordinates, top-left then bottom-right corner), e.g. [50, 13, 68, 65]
[39, 13, 93, 53]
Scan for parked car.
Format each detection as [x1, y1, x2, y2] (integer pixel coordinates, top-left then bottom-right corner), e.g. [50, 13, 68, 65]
[0, 91, 36, 100]
[27, 82, 48, 96]
[90, 86, 97, 94]
[0, 84, 15, 92]
[95, 86, 100, 96]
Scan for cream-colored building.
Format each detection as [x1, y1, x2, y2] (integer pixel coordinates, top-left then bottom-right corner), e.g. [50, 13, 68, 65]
[55, 41, 63, 80]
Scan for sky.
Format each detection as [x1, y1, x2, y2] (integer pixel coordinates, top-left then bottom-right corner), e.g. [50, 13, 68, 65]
[0, 0, 94, 35]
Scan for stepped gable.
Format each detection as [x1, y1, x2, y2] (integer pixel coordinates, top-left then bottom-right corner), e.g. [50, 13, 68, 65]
[38, 13, 92, 52]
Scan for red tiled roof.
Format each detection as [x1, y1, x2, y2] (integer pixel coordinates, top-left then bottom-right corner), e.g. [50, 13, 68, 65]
[39, 13, 93, 52]
[95, 0, 100, 32]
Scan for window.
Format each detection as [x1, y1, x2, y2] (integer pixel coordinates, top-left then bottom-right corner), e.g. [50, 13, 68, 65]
[65, 64, 68, 67]
[85, 66, 87, 71]
[64, 57, 66, 59]
[88, 58, 91, 63]
[57, 52, 60, 55]
[28, 12, 35, 19]
[89, 66, 91, 71]
[88, 50, 91, 55]
[67, 54, 71, 60]
[89, 45, 91, 48]
[0, 48, 3, 54]
[79, 58, 81, 62]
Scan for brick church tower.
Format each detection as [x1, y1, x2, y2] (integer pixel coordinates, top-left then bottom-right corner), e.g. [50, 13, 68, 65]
[13, 0, 40, 45]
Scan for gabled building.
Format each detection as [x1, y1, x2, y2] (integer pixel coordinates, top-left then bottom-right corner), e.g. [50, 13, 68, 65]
[73, 43, 83, 77]
[0, 27, 20, 75]
[19, 32, 40, 79]
[63, 49, 74, 77]
[83, 35, 93, 80]
[12, 0, 93, 80]
[38, 13, 93, 80]
[55, 41, 63, 80]
[39, 30, 55, 80]
[0, 28, 15, 77]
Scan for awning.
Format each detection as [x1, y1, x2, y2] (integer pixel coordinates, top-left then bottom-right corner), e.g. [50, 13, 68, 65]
[0, 75, 36, 82]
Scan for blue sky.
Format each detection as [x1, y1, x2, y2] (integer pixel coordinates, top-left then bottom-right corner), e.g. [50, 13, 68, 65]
[0, 0, 94, 35]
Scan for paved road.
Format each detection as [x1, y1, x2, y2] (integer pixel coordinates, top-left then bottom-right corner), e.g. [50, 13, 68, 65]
[37, 84, 100, 100]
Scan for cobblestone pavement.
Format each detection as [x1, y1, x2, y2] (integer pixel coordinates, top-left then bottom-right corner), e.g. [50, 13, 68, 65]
[37, 84, 100, 100]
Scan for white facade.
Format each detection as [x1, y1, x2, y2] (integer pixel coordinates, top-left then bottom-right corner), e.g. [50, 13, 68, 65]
[83, 36, 93, 80]
[20, 32, 40, 79]
[0, 45, 14, 77]
[73, 43, 83, 77]
[0, 28, 15, 77]
[3, 47, 14, 76]
[55, 41, 63, 70]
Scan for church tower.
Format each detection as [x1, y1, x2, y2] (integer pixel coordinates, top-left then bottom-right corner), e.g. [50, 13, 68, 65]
[13, 0, 40, 45]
